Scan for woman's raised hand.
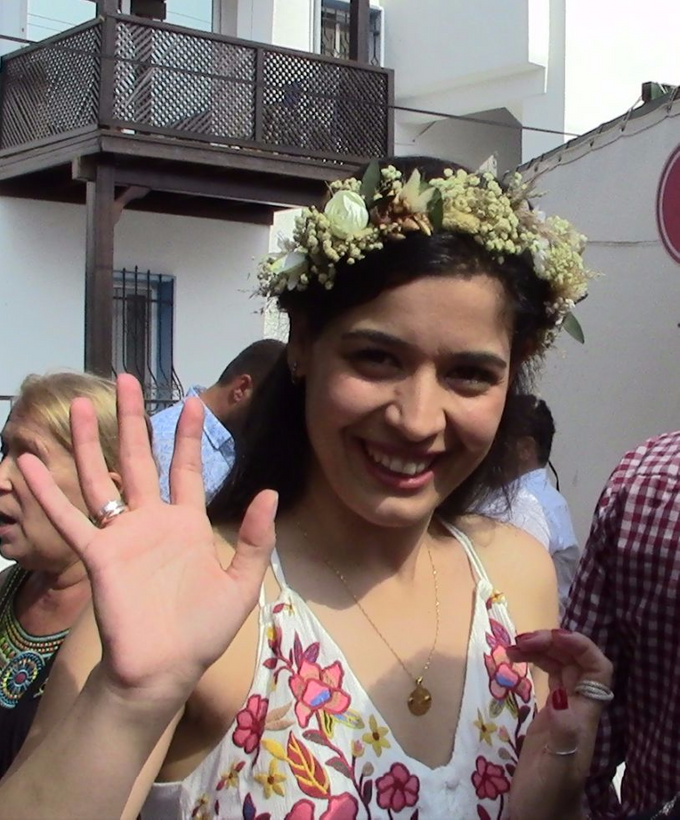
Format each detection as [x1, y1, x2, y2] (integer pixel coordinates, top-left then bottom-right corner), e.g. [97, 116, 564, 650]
[507, 629, 613, 819]
[18, 374, 277, 706]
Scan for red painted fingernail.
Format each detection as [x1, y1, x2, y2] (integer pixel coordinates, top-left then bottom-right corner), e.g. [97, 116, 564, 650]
[551, 688, 569, 710]
[516, 631, 538, 642]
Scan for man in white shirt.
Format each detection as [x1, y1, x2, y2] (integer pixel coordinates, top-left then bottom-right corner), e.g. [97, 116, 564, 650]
[480, 395, 579, 612]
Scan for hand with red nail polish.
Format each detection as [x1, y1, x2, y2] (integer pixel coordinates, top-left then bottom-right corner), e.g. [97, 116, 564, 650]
[508, 629, 613, 820]
[551, 687, 569, 711]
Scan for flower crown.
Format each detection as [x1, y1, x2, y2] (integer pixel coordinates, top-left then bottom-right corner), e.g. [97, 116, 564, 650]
[258, 162, 592, 345]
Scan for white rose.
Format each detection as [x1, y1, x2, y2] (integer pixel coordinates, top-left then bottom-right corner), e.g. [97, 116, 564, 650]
[324, 190, 369, 239]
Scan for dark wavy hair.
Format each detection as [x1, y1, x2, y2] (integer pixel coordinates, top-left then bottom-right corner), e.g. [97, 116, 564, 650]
[209, 157, 555, 524]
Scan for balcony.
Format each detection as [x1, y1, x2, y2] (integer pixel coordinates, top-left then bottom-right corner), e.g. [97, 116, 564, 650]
[0, 12, 393, 376]
[0, 13, 394, 215]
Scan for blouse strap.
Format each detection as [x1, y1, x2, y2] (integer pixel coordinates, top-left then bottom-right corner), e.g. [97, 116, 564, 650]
[269, 548, 288, 589]
[437, 518, 491, 585]
[258, 549, 288, 608]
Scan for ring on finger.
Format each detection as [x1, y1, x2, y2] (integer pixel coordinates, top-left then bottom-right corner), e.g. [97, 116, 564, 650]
[94, 499, 128, 528]
[544, 743, 579, 757]
[575, 680, 614, 703]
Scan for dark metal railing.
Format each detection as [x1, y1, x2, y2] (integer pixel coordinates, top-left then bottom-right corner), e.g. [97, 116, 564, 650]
[0, 14, 393, 164]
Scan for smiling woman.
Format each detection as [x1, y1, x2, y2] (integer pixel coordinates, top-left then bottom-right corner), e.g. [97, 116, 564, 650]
[0, 158, 611, 820]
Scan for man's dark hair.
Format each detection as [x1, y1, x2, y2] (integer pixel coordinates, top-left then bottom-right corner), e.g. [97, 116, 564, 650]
[510, 394, 555, 466]
[216, 339, 284, 388]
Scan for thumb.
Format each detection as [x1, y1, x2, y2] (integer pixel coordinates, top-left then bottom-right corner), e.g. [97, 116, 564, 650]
[537, 687, 586, 812]
[545, 688, 580, 757]
[228, 490, 279, 591]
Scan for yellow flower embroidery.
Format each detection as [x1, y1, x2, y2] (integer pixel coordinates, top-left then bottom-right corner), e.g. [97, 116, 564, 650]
[217, 761, 243, 790]
[474, 709, 498, 746]
[255, 759, 286, 799]
[362, 714, 391, 757]
[191, 794, 211, 820]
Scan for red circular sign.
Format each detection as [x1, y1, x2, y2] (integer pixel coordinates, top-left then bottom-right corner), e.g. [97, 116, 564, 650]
[657, 145, 680, 263]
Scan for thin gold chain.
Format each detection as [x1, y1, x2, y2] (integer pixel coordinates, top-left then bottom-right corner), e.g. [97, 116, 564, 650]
[323, 541, 440, 687]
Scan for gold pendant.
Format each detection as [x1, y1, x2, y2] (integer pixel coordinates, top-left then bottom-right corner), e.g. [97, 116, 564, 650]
[407, 677, 432, 716]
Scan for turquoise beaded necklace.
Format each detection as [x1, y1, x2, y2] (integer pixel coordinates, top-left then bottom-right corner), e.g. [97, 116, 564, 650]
[0, 566, 69, 709]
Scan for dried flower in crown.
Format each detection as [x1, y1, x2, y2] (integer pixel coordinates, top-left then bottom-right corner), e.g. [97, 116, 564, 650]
[257, 162, 594, 347]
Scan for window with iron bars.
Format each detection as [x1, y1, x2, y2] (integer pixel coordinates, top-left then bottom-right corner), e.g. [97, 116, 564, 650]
[113, 268, 183, 413]
[319, 0, 383, 66]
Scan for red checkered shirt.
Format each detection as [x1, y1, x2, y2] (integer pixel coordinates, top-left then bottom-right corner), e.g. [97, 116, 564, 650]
[563, 432, 680, 818]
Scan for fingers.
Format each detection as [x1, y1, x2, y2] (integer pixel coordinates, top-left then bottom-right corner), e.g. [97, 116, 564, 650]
[18, 453, 95, 556]
[168, 397, 205, 509]
[227, 490, 278, 597]
[507, 630, 613, 687]
[539, 688, 584, 807]
[71, 397, 123, 517]
[116, 375, 161, 507]
[552, 631, 613, 685]
[544, 688, 580, 755]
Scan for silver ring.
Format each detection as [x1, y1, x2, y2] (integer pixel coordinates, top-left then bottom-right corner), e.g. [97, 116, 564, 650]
[544, 743, 579, 757]
[94, 499, 128, 528]
[574, 680, 614, 703]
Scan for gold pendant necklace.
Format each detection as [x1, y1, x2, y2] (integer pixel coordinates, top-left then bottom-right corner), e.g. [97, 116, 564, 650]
[323, 541, 440, 717]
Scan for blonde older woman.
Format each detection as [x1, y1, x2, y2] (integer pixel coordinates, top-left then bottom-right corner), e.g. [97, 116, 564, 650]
[0, 372, 120, 776]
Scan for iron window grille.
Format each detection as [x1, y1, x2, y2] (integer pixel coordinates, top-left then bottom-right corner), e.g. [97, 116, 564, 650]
[319, 0, 383, 66]
[112, 267, 183, 412]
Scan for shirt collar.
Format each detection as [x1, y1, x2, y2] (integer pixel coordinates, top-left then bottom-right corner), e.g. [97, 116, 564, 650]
[186, 385, 234, 452]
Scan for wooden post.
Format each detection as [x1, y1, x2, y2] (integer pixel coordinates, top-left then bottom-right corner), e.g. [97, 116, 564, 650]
[84, 164, 116, 377]
[95, 0, 119, 15]
[349, 0, 369, 63]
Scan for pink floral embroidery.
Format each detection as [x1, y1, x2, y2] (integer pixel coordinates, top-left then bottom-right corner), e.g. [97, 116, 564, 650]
[289, 660, 351, 728]
[233, 694, 269, 754]
[375, 762, 420, 812]
[284, 794, 358, 820]
[484, 619, 531, 703]
[471, 756, 511, 801]
[321, 794, 359, 819]
[285, 801, 315, 820]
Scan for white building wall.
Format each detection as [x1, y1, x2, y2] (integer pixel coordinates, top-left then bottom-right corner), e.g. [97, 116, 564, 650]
[395, 109, 521, 176]
[0, 0, 27, 56]
[271, 0, 315, 50]
[115, 209, 269, 387]
[0, 198, 268, 413]
[519, 0, 566, 163]
[525, 105, 680, 544]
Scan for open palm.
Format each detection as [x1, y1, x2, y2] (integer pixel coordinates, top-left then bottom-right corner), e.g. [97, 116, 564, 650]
[18, 375, 276, 705]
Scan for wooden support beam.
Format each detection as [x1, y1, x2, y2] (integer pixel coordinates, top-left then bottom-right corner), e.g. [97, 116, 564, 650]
[349, 0, 369, 63]
[73, 155, 325, 208]
[84, 164, 115, 377]
[113, 184, 150, 223]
